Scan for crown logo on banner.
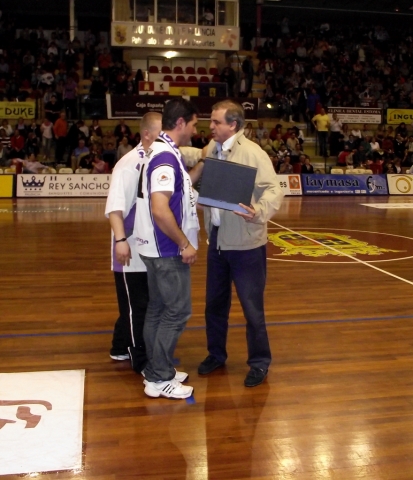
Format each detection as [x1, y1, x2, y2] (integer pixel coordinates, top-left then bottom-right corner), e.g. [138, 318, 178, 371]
[21, 176, 46, 189]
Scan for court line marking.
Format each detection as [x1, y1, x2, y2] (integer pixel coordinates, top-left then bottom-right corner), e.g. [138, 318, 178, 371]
[1, 314, 413, 339]
[268, 220, 413, 286]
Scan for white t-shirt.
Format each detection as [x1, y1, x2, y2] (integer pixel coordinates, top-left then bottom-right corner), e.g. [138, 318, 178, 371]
[105, 144, 147, 273]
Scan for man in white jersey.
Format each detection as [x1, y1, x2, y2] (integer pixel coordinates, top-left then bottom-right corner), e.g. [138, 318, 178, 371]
[105, 112, 162, 374]
[136, 98, 205, 399]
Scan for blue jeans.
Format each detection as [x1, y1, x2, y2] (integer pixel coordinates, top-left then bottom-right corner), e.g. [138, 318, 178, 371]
[205, 227, 271, 370]
[140, 255, 192, 382]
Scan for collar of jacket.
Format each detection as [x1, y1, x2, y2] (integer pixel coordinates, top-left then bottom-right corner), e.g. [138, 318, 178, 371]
[211, 128, 245, 157]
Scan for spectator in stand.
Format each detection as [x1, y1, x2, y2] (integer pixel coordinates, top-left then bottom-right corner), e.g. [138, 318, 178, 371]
[279, 155, 293, 174]
[64, 42, 77, 72]
[255, 121, 268, 140]
[286, 131, 301, 164]
[131, 132, 141, 148]
[91, 154, 106, 174]
[25, 131, 40, 156]
[0, 142, 10, 167]
[79, 154, 93, 171]
[15, 117, 27, 138]
[301, 156, 314, 174]
[269, 123, 282, 141]
[192, 130, 209, 149]
[77, 120, 89, 139]
[241, 55, 254, 97]
[63, 76, 78, 120]
[71, 138, 90, 171]
[102, 141, 117, 170]
[329, 113, 342, 157]
[403, 135, 413, 167]
[386, 126, 395, 138]
[103, 130, 117, 150]
[345, 134, 358, 151]
[98, 48, 112, 80]
[40, 117, 53, 161]
[114, 119, 132, 146]
[337, 145, 351, 167]
[272, 133, 284, 152]
[1, 119, 13, 137]
[117, 136, 132, 161]
[259, 131, 274, 154]
[10, 129, 25, 159]
[53, 111, 68, 165]
[352, 145, 368, 168]
[90, 119, 103, 138]
[27, 120, 41, 140]
[243, 122, 254, 140]
[395, 122, 409, 139]
[45, 95, 61, 124]
[250, 129, 260, 145]
[13, 153, 47, 173]
[383, 159, 397, 174]
[220, 66, 236, 97]
[361, 124, 374, 139]
[89, 129, 103, 151]
[0, 128, 11, 151]
[307, 88, 321, 131]
[312, 107, 330, 157]
[394, 134, 406, 159]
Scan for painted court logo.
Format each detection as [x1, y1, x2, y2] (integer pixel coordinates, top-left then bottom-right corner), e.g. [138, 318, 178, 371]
[268, 231, 402, 258]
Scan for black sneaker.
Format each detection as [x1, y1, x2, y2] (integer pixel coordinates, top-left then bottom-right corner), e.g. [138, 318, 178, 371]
[244, 368, 268, 387]
[198, 355, 225, 375]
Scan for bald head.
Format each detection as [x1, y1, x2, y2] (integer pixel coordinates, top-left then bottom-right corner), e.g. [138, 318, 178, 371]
[140, 112, 162, 151]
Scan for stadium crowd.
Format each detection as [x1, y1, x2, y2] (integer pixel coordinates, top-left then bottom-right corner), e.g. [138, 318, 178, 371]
[1, 11, 413, 173]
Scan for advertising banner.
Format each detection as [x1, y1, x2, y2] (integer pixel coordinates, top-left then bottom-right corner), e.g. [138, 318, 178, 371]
[276, 174, 302, 196]
[302, 174, 388, 195]
[387, 174, 413, 195]
[0, 174, 14, 198]
[328, 107, 382, 124]
[387, 109, 413, 125]
[106, 94, 259, 120]
[17, 174, 111, 197]
[0, 101, 36, 119]
[112, 23, 239, 51]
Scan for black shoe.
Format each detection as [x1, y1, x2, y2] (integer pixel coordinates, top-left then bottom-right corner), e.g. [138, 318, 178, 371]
[198, 355, 225, 375]
[244, 368, 268, 387]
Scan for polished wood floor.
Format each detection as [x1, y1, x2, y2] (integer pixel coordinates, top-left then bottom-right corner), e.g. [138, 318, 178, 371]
[2, 196, 413, 479]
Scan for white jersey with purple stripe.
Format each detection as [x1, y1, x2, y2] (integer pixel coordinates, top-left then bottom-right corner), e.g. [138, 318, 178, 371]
[105, 143, 147, 272]
[135, 132, 187, 258]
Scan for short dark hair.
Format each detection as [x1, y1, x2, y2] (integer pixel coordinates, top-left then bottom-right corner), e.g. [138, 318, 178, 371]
[162, 98, 198, 130]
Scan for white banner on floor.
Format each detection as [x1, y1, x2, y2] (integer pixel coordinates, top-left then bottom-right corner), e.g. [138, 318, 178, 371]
[0, 369, 85, 475]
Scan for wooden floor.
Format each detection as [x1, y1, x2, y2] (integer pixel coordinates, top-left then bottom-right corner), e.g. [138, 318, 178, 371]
[2, 195, 413, 479]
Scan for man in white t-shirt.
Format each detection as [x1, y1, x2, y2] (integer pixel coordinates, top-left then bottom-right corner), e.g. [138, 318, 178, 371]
[104, 112, 162, 374]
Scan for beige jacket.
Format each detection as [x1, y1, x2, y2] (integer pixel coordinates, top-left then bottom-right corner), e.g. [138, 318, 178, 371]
[203, 129, 284, 251]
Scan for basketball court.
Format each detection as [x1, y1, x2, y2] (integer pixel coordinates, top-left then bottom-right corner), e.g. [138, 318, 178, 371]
[1, 195, 413, 479]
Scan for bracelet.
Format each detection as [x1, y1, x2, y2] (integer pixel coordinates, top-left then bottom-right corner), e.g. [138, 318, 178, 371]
[115, 237, 127, 243]
[180, 241, 190, 253]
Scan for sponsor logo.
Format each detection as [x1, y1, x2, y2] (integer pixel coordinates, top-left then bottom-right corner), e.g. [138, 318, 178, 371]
[136, 237, 149, 245]
[157, 171, 171, 186]
[242, 102, 255, 110]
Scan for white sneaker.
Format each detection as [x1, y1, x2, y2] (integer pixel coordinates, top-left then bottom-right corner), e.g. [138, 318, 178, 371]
[141, 369, 188, 383]
[110, 353, 129, 361]
[144, 378, 193, 399]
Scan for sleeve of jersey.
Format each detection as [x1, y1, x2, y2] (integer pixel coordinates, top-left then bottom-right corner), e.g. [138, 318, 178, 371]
[104, 165, 140, 218]
[147, 152, 177, 194]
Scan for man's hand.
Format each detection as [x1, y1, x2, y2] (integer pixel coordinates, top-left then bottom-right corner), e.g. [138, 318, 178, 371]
[234, 203, 256, 222]
[181, 244, 197, 265]
[115, 241, 132, 266]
